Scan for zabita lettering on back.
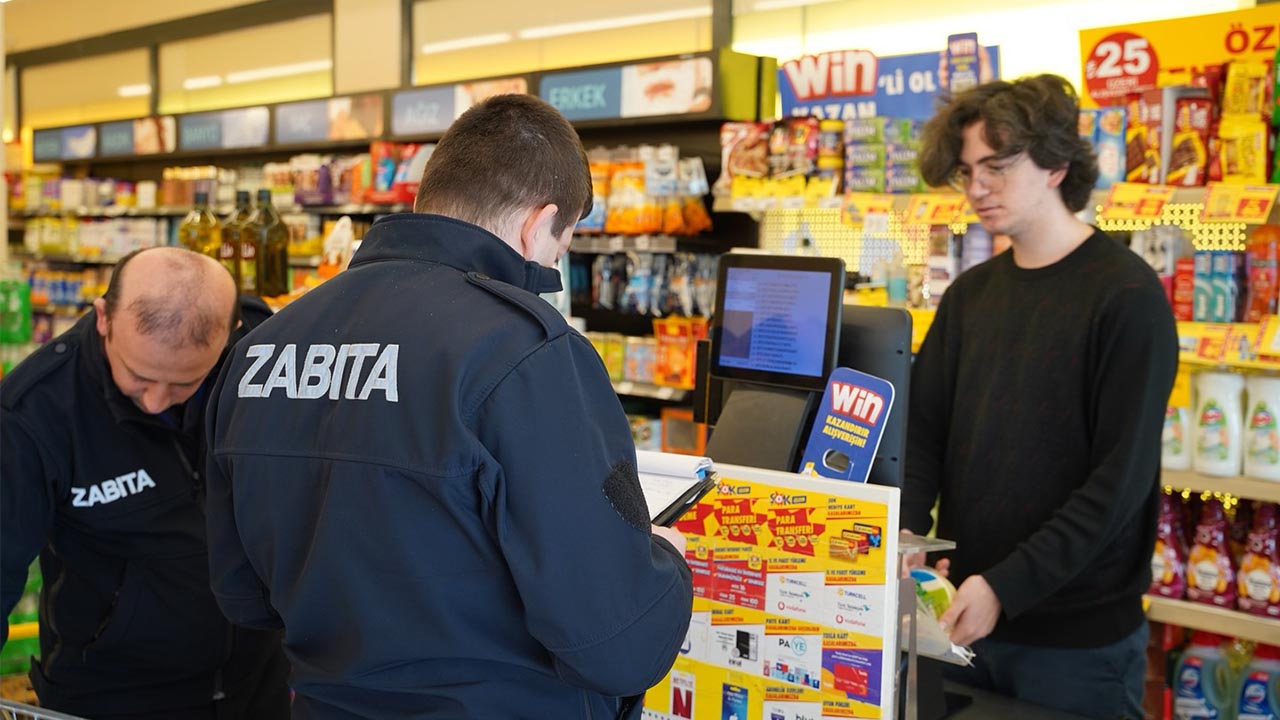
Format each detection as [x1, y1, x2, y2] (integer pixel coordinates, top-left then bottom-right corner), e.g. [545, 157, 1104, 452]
[73, 469, 157, 507]
[237, 343, 400, 402]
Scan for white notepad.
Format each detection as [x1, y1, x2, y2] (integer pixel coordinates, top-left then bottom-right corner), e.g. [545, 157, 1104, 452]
[637, 450, 716, 526]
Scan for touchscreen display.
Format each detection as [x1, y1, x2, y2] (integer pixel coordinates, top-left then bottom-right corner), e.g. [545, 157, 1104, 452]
[717, 267, 832, 378]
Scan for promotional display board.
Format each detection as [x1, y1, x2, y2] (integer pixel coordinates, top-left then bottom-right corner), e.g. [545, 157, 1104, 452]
[644, 464, 900, 720]
[1080, 6, 1280, 107]
[778, 39, 1000, 121]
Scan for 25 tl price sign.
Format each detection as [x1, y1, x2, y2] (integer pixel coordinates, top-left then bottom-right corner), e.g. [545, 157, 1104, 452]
[1079, 6, 1280, 107]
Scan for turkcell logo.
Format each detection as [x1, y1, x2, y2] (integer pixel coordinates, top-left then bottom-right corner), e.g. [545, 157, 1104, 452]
[540, 68, 621, 121]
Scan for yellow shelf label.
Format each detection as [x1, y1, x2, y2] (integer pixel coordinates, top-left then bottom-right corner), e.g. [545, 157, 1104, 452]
[841, 192, 895, 228]
[1201, 183, 1278, 224]
[1099, 182, 1177, 221]
[903, 193, 967, 225]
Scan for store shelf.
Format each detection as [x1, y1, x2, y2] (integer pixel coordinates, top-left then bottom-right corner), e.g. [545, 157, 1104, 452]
[1145, 596, 1280, 643]
[32, 303, 89, 316]
[289, 255, 322, 268]
[571, 235, 679, 254]
[12, 251, 121, 265]
[1161, 469, 1280, 504]
[612, 380, 689, 401]
[13, 202, 410, 221]
[282, 203, 410, 215]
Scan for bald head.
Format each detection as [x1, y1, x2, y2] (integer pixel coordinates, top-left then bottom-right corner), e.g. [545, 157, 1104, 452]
[102, 247, 238, 349]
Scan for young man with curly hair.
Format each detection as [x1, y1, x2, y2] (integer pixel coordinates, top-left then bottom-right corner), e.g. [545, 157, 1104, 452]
[904, 75, 1178, 719]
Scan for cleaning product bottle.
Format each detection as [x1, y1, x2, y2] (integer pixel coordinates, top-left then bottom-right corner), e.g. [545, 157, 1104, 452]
[1152, 491, 1189, 598]
[1237, 643, 1280, 720]
[1248, 374, 1280, 480]
[1188, 497, 1239, 608]
[1175, 632, 1233, 720]
[1195, 371, 1245, 477]
[1239, 503, 1280, 617]
[1166, 405, 1196, 471]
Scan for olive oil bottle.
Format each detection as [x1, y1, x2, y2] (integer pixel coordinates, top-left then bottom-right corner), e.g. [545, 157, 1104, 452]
[177, 191, 221, 262]
[248, 189, 290, 297]
[221, 190, 252, 291]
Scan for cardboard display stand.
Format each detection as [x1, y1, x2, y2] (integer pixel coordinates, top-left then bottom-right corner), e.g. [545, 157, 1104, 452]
[643, 463, 900, 720]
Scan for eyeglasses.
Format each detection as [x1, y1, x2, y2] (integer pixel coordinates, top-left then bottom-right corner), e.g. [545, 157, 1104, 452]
[947, 153, 1026, 193]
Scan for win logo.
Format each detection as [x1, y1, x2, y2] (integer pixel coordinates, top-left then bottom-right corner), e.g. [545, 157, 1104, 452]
[830, 382, 884, 424]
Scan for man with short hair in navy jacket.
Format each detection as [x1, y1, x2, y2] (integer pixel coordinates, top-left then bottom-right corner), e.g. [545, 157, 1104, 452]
[1, 247, 288, 718]
[205, 94, 693, 719]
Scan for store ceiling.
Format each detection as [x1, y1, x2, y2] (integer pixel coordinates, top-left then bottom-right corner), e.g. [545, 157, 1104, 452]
[4, 0, 261, 54]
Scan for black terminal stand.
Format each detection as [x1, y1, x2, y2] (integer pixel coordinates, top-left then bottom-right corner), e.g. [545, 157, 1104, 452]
[703, 384, 816, 471]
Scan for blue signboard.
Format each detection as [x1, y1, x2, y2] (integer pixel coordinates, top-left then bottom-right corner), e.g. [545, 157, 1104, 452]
[32, 130, 62, 162]
[275, 100, 330, 145]
[391, 86, 456, 136]
[779, 46, 1000, 121]
[180, 113, 223, 151]
[34, 125, 99, 161]
[540, 68, 622, 122]
[99, 121, 135, 156]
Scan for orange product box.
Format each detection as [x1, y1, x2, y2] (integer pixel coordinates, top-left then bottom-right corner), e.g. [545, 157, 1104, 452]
[652, 316, 707, 389]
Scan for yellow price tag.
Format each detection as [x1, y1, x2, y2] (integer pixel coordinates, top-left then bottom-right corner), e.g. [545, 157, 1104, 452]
[805, 176, 839, 206]
[1257, 315, 1280, 360]
[904, 193, 967, 225]
[1169, 367, 1193, 409]
[1201, 183, 1279, 224]
[1225, 323, 1261, 364]
[957, 200, 980, 223]
[841, 193, 895, 228]
[1195, 324, 1232, 361]
[1099, 183, 1177, 221]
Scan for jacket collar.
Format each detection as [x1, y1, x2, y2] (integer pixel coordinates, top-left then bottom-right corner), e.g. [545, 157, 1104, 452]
[349, 213, 563, 294]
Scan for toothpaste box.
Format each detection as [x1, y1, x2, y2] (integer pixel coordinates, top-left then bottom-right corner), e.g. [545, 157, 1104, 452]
[1193, 250, 1213, 321]
[844, 143, 886, 168]
[886, 165, 924, 194]
[844, 167, 886, 193]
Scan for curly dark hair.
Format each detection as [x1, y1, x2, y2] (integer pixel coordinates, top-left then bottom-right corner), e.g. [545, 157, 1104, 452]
[919, 74, 1098, 213]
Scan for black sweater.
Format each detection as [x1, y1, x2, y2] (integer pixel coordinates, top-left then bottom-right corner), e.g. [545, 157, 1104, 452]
[903, 229, 1178, 648]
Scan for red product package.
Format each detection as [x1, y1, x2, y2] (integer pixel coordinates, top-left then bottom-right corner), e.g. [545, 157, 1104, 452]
[1245, 225, 1280, 322]
[1173, 256, 1195, 321]
[712, 122, 770, 196]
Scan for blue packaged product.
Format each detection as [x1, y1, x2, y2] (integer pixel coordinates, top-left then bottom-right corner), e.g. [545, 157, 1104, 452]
[1193, 251, 1214, 322]
[886, 166, 923, 194]
[1174, 632, 1232, 720]
[843, 118, 888, 145]
[885, 144, 920, 165]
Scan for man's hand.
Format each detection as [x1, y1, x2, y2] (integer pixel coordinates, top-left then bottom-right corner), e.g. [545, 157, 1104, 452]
[652, 525, 688, 557]
[937, 574, 1001, 647]
[899, 529, 950, 578]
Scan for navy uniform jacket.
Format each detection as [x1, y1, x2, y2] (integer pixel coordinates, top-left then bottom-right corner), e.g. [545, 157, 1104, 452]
[206, 213, 693, 720]
[0, 297, 288, 717]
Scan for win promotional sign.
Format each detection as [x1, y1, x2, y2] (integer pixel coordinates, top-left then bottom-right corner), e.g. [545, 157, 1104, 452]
[778, 38, 1000, 121]
[800, 368, 895, 483]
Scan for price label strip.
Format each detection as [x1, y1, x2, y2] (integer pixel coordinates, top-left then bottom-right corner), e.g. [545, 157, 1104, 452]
[1256, 315, 1280, 364]
[1201, 183, 1279, 224]
[903, 193, 967, 226]
[1224, 323, 1262, 365]
[1195, 323, 1232, 362]
[841, 193, 896, 228]
[1099, 183, 1176, 221]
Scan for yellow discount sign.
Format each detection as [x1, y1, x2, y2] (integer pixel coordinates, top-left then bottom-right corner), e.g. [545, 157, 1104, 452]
[1079, 6, 1280, 107]
[840, 193, 895, 228]
[1201, 183, 1279, 224]
[903, 193, 967, 226]
[1099, 183, 1177, 221]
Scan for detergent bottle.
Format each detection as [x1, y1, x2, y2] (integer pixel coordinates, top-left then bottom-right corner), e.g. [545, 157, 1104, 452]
[1151, 491, 1189, 599]
[1165, 405, 1196, 471]
[1195, 371, 1245, 477]
[1248, 374, 1280, 480]
[1237, 644, 1280, 720]
[1174, 632, 1233, 720]
[1188, 497, 1239, 608]
[1239, 503, 1280, 617]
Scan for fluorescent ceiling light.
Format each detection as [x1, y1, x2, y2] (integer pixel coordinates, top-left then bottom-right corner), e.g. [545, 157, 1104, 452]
[517, 7, 711, 40]
[751, 0, 842, 10]
[116, 84, 151, 98]
[183, 75, 223, 90]
[226, 59, 333, 85]
[421, 32, 512, 55]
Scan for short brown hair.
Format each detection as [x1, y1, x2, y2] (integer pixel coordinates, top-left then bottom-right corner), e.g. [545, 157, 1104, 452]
[920, 74, 1099, 212]
[414, 94, 592, 237]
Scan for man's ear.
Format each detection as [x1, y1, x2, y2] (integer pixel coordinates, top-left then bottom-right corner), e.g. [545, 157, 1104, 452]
[1048, 164, 1069, 188]
[518, 204, 560, 260]
[93, 298, 110, 339]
